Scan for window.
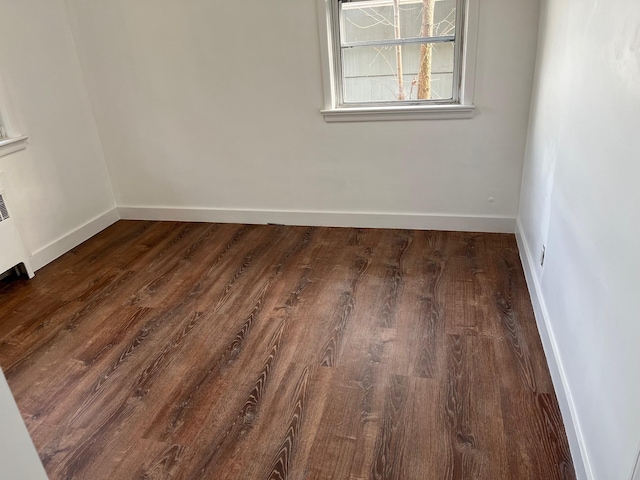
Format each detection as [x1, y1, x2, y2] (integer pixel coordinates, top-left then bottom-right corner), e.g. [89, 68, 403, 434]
[0, 76, 28, 157]
[0, 118, 7, 140]
[318, 0, 478, 121]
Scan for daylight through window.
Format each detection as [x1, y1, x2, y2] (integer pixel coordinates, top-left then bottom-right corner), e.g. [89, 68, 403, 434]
[332, 0, 464, 106]
[0, 118, 7, 140]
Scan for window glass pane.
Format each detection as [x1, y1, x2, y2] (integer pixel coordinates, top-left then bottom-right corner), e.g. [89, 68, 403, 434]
[342, 42, 454, 103]
[341, 0, 457, 44]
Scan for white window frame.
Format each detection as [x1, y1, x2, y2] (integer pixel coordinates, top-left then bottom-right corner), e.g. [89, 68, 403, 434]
[317, 0, 479, 122]
[0, 73, 28, 158]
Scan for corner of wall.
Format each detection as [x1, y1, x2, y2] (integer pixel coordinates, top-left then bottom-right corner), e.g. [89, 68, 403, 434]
[62, 0, 118, 207]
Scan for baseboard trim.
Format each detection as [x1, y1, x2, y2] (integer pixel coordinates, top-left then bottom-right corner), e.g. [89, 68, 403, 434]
[30, 207, 120, 271]
[515, 218, 593, 480]
[118, 206, 516, 233]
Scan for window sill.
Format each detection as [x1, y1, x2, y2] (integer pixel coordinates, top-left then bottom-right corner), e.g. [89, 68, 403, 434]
[0, 136, 28, 158]
[320, 104, 476, 123]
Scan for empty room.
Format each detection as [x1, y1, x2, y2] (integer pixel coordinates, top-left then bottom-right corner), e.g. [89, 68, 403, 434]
[0, 0, 638, 479]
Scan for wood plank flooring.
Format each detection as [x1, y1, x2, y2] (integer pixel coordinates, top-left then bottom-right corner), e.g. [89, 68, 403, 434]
[0, 221, 576, 479]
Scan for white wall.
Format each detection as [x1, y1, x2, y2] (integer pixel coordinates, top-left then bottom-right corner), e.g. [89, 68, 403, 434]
[518, 0, 640, 478]
[65, 0, 540, 226]
[0, 0, 116, 269]
[0, 369, 48, 480]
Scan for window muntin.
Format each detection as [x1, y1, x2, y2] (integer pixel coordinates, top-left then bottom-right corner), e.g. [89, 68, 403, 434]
[332, 0, 464, 106]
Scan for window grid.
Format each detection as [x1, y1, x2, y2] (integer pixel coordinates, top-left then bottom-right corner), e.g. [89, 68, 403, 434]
[332, 0, 466, 107]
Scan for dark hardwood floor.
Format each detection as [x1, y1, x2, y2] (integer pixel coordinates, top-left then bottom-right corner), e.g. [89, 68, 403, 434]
[0, 221, 575, 479]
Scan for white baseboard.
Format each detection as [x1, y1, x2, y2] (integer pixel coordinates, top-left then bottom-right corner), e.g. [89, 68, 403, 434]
[30, 207, 120, 271]
[118, 206, 516, 233]
[515, 218, 592, 480]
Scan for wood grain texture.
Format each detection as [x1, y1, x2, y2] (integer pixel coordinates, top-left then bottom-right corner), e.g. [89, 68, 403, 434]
[0, 222, 576, 479]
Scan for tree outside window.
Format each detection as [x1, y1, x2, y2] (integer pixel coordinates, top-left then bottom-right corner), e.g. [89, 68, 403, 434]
[339, 0, 459, 104]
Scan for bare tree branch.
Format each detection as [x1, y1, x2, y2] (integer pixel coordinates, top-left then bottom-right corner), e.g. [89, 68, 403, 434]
[393, 0, 406, 100]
